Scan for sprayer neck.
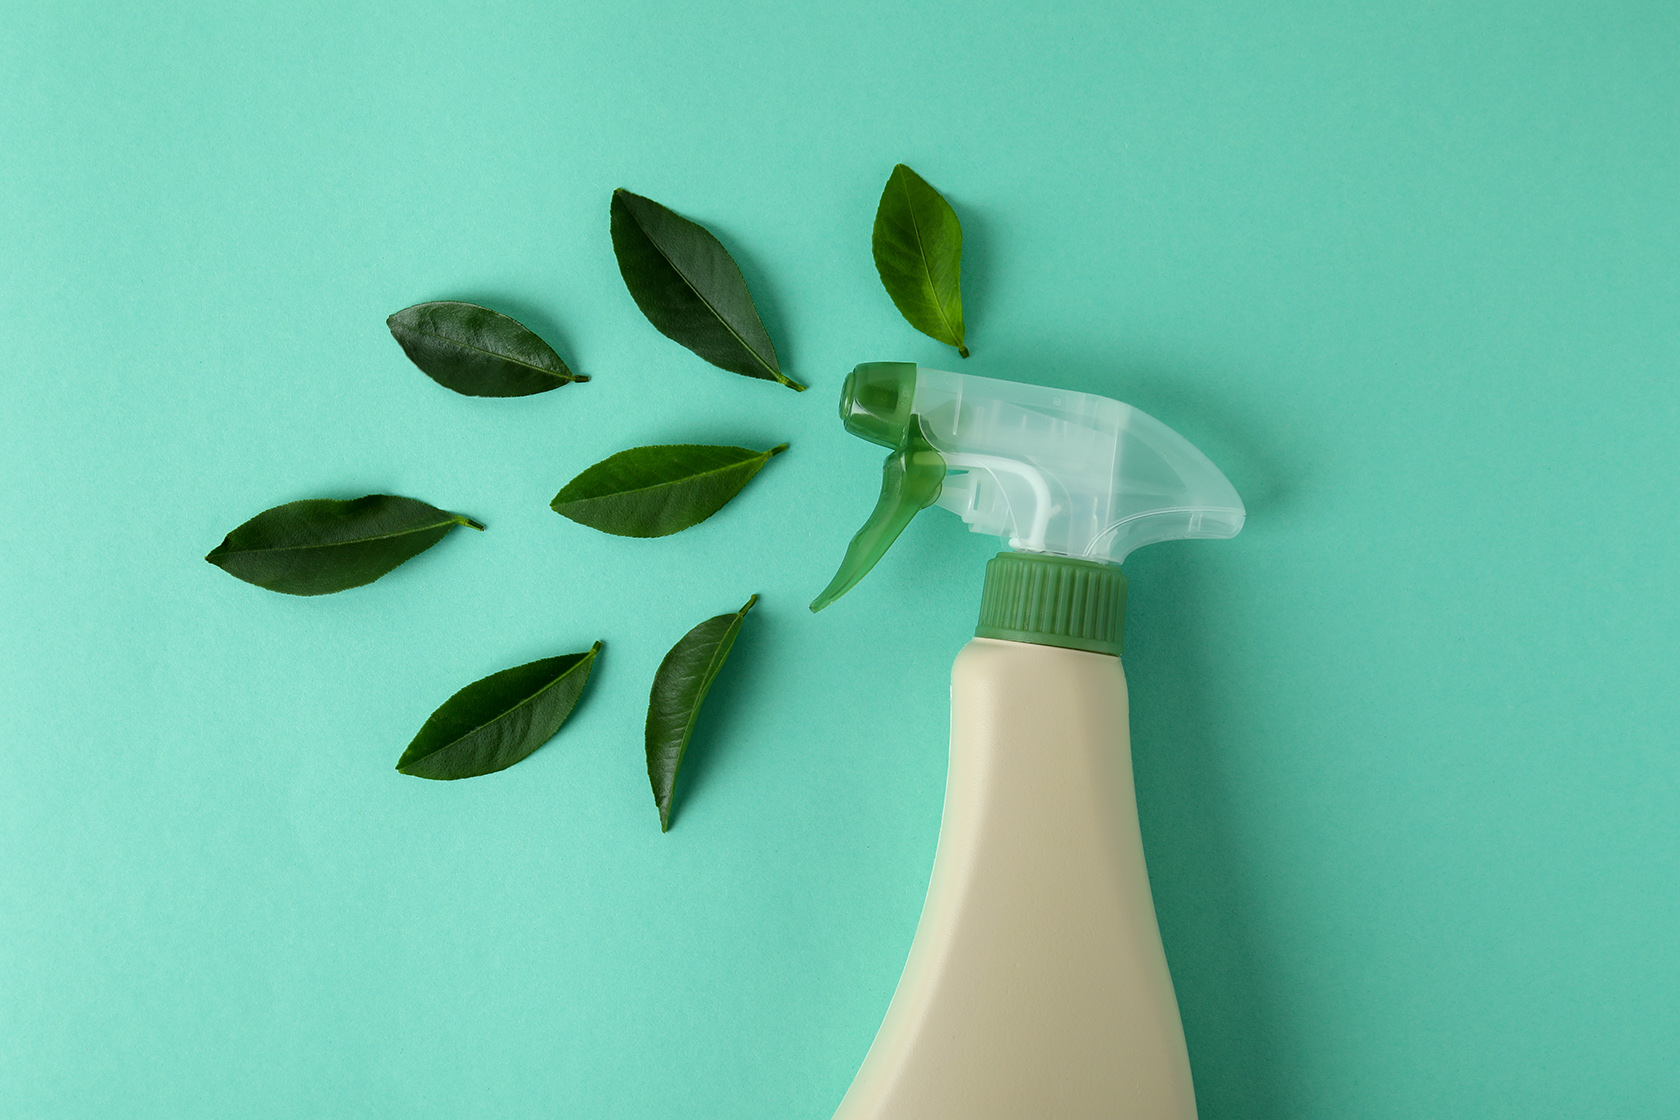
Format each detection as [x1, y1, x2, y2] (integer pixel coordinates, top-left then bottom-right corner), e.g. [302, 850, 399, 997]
[974, 552, 1127, 657]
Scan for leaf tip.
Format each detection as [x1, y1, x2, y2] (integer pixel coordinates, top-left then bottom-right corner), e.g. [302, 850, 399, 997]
[395, 765, 448, 780]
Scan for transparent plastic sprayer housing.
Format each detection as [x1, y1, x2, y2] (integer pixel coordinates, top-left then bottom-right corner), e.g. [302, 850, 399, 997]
[811, 363, 1246, 611]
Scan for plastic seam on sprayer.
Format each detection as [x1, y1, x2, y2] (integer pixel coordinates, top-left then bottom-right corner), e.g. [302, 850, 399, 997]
[974, 552, 1127, 657]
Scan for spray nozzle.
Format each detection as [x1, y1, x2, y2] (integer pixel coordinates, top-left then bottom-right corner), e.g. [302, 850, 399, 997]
[810, 363, 1246, 612]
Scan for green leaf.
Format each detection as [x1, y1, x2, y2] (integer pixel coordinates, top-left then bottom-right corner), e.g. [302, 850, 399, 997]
[205, 495, 483, 596]
[872, 164, 969, 358]
[551, 443, 787, 538]
[646, 596, 756, 831]
[387, 301, 587, 397]
[610, 189, 804, 391]
[397, 643, 602, 780]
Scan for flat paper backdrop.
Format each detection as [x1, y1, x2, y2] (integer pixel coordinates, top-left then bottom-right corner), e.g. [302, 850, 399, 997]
[2, 1, 1677, 1117]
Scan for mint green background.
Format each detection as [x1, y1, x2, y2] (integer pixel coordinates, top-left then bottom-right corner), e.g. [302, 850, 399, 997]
[3, 1, 1677, 1116]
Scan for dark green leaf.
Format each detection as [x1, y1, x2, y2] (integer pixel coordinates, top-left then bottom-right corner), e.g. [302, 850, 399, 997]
[397, 643, 602, 780]
[551, 443, 787, 538]
[610, 189, 804, 391]
[205, 495, 483, 596]
[387, 301, 587, 397]
[872, 164, 968, 357]
[646, 596, 756, 831]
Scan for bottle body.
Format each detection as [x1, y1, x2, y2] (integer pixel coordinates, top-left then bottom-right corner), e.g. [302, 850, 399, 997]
[832, 637, 1196, 1120]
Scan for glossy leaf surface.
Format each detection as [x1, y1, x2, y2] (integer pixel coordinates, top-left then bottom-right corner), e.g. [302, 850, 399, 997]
[551, 443, 787, 538]
[205, 495, 483, 596]
[387, 301, 586, 397]
[397, 643, 602, 780]
[872, 164, 968, 357]
[646, 596, 756, 831]
[610, 189, 803, 390]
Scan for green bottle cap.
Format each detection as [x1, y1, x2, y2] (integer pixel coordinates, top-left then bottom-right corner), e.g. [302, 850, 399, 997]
[974, 552, 1127, 656]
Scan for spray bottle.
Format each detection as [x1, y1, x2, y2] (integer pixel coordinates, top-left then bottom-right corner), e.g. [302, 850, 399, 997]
[812, 362, 1245, 1119]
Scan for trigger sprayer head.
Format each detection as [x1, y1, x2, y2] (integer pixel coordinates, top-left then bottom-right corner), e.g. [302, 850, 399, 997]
[810, 363, 1245, 613]
[837, 361, 921, 448]
[808, 365, 944, 612]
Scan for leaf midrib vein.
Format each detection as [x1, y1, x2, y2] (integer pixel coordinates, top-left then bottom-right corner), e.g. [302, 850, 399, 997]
[897, 171, 961, 347]
[675, 598, 755, 758]
[402, 322, 571, 381]
[561, 451, 769, 506]
[215, 518, 467, 557]
[633, 208, 781, 382]
[423, 650, 593, 763]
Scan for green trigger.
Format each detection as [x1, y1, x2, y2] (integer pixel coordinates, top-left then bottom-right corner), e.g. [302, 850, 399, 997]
[809, 416, 945, 612]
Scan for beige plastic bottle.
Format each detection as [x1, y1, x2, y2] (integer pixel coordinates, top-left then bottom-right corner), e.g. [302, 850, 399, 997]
[832, 634, 1196, 1120]
[810, 363, 1244, 1119]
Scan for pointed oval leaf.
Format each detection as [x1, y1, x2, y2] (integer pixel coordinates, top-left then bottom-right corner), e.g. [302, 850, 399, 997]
[551, 443, 787, 538]
[610, 189, 804, 391]
[398, 643, 602, 780]
[646, 596, 756, 831]
[205, 495, 483, 596]
[872, 164, 968, 357]
[387, 301, 587, 397]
